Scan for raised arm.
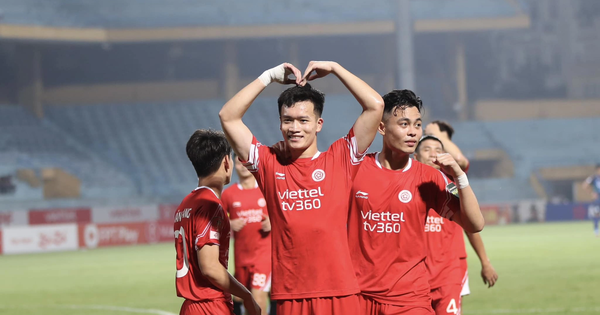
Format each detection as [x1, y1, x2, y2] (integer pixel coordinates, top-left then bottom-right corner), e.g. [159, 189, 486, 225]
[302, 61, 384, 153]
[426, 123, 469, 170]
[219, 63, 302, 160]
[465, 232, 498, 288]
[434, 153, 484, 233]
[198, 245, 261, 315]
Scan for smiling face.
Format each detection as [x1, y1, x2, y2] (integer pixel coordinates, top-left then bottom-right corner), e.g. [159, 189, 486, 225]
[279, 100, 323, 154]
[379, 106, 422, 155]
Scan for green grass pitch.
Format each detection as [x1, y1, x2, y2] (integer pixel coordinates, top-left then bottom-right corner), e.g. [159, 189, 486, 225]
[0, 221, 598, 315]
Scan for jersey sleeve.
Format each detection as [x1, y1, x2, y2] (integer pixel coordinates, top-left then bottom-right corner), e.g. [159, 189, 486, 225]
[330, 128, 369, 178]
[428, 170, 461, 220]
[193, 202, 226, 251]
[239, 136, 273, 190]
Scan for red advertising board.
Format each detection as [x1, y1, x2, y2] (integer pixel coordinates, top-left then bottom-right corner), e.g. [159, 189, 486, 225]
[29, 208, 91, 225]
[148, 221, 174, 243]
[79, 222, 148, 249]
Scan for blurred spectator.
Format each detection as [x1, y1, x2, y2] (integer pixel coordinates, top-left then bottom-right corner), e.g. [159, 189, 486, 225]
[0, 175, 16, 194]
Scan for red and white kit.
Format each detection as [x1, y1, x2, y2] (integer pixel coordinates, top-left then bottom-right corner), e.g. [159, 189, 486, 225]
[174, 187, 233, 315]
[242, 129, 365, 314]
[348, 154, 461, 315]
[222, 183, 271, 292]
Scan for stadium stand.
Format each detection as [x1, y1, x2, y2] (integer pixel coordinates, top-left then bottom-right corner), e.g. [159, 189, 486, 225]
[0, 0, 526, 28]
[3, 95, 597, 205]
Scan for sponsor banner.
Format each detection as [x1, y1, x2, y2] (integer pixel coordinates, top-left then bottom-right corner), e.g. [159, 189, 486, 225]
[29, 207, 91, 225]
[159, 204, 178, 222]
[0, 211, 29, 227]
[149, 220, 174, 243]
[92, 205, 159, 224]
[2, 224, 78, 255]
[79, 221, 173, 249]
[479, 204, 512, 225]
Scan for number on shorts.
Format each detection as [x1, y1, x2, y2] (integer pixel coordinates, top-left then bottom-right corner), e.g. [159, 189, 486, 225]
[446, 298, 458, 314]
[174, 226, 190, 278]
[252, 273, 267, 288]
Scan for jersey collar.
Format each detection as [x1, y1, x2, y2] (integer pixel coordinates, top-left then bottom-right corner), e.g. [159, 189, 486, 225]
[194, 186, 218, 198]
[374, 152, 412, 172]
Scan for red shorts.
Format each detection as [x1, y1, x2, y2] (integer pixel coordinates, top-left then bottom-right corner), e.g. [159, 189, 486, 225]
[235, 263, 271, 291]
[359, 295, 434, 315]
[179, 299, 234, 315]
[431, 284, 462, 315]
[277, 294, 361, 315]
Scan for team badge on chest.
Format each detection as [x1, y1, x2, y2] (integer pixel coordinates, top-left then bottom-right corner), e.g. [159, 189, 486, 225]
[398, 190, 412, 203]
[312, 169, 326, 182]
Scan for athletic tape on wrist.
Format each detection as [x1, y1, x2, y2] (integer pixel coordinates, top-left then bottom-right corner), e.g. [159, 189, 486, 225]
[457, 173, 469, 189]
[258, 64, 286, 86]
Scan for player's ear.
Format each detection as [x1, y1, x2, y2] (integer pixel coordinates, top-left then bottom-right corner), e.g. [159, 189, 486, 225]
[378, 120, 386, 136]
[316, 117, 324, 133]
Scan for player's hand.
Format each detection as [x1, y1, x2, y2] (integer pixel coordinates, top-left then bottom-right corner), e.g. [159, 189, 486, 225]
[259, 63, 302, 86]
[230, 218, 246, 232]
[243, 297, 262, 315]
[432, 153, 463, 179]
[481, 262, 498, 288]
[261, 214, 271, 233]
[301, 61, 339, 84]
[271, 141, 291, 161]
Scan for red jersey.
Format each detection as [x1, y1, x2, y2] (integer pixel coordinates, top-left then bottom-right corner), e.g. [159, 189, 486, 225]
[174, 186, 232, 303]
[348, 154, 461, 307]
[425, 211, 462, 289]
[221, 183, 271, 268]
[241, 129, 365, 300]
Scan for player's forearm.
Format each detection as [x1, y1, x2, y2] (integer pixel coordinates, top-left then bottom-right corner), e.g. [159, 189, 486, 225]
[202, 263, 253, 301]
[219, 79, 264, 160]
[331, 63, 384, 113]
[438, 137, 469, 171]
[466, 232, 491, 266]
[457, 186, 484, 233]
[219, 79, 266, 123]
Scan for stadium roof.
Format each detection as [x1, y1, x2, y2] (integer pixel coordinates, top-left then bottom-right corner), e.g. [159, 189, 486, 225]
[0, 0, 529, 42]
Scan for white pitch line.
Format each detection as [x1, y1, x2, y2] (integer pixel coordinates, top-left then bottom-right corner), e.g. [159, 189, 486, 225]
[0, 304, 177, 315]
[466, 307, 600, 314]
[64, 305, 178, 315]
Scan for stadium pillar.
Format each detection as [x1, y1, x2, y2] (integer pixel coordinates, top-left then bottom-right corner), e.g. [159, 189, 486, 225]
[223, 41, 239, 100]
[396, 0, 415, 91]
[455, 40, 468, 121]
[16, 45, 44, 118]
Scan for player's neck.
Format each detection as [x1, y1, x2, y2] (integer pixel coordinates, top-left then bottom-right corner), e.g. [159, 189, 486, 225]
[379, 147, 411, 171]
[290, 142, 319, 160]
[197, 176, 224, 199]
[239, 177, 256, 190]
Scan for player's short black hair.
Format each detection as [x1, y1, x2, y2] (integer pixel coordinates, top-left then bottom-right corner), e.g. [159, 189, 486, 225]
[278, 83, 325, 118]
[416, 135, 444, 154]
[430, 120, 455, 140]
[186, 129, 232, 178]
[382, 89, 423, 120]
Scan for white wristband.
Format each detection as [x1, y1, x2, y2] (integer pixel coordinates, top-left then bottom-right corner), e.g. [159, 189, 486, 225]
[457, 173, 469, 189]
[258, 64, 287, 86]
